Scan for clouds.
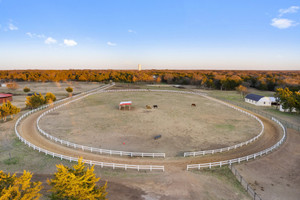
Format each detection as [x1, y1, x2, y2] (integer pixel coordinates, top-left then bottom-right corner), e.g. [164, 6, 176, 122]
[64, 39, 77, 46]
[0, 21, 18, 31]
[107, 41, 117, 46]
[8, 22, 18, 31]
[45, 37, 57, 44]
[26, 32, 45, 38]
[26, 32, 78, 47]
[271, 6, 299, 29]
[128, 29, 136, 34]
[279, 6, 299, 17]
[271, 18, 297, 29]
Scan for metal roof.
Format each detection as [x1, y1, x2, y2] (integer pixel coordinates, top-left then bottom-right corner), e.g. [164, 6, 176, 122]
[120, 101, 132, 105]
[245, 94, 264, 101]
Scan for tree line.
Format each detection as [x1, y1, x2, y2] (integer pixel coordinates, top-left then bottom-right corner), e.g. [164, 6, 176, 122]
[0, 158, 107, 199]
[1, 70, 299, 91]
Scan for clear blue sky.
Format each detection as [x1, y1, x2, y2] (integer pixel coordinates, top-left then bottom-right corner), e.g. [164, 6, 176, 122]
[0, 0, 300, 70]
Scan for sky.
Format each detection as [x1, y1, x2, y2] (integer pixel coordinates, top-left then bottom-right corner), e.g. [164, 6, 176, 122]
[0, 0, 300, 70]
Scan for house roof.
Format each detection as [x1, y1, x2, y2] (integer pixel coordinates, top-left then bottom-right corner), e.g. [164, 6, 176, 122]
[245, 94, 264, 101]
[0, 93, 13, 98]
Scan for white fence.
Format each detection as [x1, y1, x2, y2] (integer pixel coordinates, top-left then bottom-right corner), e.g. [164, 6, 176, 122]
[186, 117, 286, 170]
[229, 165, 262, 200]
[183, 96, 265, 157]
[14, 85, 164, 172]
[36, 87, 165, 158]
[99, 89, 265, 157]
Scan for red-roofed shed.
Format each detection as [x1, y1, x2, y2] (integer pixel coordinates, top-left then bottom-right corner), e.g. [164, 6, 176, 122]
[119, 101, 132, 110]
[0, 94, 13, 104]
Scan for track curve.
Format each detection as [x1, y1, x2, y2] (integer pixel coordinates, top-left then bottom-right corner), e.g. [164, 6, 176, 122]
[16, 88, 283, 172]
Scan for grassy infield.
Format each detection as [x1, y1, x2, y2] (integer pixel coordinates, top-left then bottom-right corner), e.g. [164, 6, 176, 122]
[2, 83, 297, 198]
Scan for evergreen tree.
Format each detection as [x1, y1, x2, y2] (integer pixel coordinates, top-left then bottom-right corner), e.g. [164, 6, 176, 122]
[48, 158, 107, 200]
[0, 170, 42, 200]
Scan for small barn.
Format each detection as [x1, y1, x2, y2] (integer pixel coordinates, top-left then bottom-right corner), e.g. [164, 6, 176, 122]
[245, 94, 274, 106]
[119, 101, 132, 110]
[0, 94, 13, 104]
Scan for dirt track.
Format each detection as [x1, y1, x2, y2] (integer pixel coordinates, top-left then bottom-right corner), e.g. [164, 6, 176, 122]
[17, 91, 283, 172]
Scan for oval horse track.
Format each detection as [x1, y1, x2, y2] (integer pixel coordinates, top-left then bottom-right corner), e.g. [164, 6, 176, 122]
[16, 85, 284, 172]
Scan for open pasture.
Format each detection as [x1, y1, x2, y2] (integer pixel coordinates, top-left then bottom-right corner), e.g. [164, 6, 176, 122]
[39, 91, 260, 157]
[0, 81, 101, 109]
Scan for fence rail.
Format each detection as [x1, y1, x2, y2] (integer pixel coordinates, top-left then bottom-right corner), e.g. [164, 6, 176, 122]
[36, 87, 166, 158]
[14, 84, 164, 172]
[184, 95, 264, 157]
[101, 89, 266, 157]
[187, 117, 286, 170]
[229, 165, 262, 200]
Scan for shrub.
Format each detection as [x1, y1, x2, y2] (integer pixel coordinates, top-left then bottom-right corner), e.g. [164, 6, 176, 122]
[23, 87, 31, 93]
[45, 92, 56, 104]
[6, 82, 19, 90]
[65, 87, 73, 93]
[25, 93, 45, 109]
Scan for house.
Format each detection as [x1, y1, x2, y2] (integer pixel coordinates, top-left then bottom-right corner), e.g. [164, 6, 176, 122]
[0, 93, 13, 104]
[245, 94, 275, 106]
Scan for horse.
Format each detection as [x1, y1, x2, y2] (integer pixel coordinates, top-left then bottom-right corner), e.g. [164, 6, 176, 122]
[191, 103, 196, 107]
[146, 105, 152, 109]
[153, 105, 158, 109]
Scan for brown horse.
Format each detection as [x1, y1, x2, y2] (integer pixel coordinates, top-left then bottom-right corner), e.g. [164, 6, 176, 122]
[146, 105, 152, 109]
[191, 103, 196, 107]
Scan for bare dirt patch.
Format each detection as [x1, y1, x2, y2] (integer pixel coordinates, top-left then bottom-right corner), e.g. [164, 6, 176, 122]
[30, 169, 251, 200]
[39, 91, 260, 156]
[236, 128, 300, 200]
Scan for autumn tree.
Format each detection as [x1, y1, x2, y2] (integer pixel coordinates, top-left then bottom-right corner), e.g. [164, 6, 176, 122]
[0, 103, 10, 121]
[236, 85, 248, 99]
[0, 170, 42, 200]
[275, 88, 297, 113]
[6, 82, 19, 90]
[23, 87, 31, 93]
[48, 158, 107, 200]
[156, 76, 162, 83]
[45, 92, 56, 104]
[25, 93, 45, 109]
[65, 87, 73, 97]
[295, 91, 300, 113]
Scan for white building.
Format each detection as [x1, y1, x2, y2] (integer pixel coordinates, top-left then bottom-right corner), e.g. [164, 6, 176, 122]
[138, 64, 142, 71]
[279, 104, 297, 112]
[245, 94, 276, 106]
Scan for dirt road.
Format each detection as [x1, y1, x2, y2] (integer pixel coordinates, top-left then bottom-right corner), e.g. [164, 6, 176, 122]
[17, 94, 283, 172]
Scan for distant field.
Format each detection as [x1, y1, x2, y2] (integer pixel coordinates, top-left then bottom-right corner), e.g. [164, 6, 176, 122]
[0, 81, 102, 109]
[39, 91, 260, 156]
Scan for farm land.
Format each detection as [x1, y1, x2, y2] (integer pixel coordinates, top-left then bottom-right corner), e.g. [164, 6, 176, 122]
[0, 81, 299, 199]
